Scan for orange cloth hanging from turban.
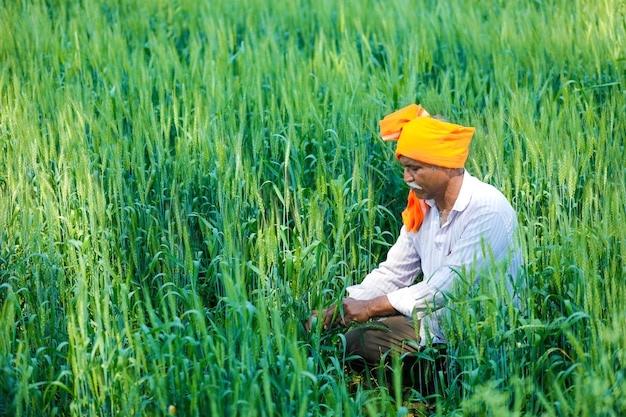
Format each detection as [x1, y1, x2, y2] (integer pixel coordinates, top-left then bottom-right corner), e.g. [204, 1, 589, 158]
[401, 190, 428, 233]
[379, 104, 476, 232]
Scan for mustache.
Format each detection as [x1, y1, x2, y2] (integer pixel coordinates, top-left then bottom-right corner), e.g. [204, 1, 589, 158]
[406, 181, 423, 190]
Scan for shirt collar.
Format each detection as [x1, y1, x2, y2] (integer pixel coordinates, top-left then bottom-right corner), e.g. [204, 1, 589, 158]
[452, 170, 474, 212]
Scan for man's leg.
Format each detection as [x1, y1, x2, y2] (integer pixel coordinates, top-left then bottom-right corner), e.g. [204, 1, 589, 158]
[345, 315, 420, 369]
[344, 315, 447, 396]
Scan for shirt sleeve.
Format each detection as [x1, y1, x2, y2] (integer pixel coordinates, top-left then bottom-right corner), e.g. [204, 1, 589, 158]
[346, 226, 422, 300]
[386, 207, 518, 317]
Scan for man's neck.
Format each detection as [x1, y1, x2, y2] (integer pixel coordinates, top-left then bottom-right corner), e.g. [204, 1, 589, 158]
[435, 171, 464, 213]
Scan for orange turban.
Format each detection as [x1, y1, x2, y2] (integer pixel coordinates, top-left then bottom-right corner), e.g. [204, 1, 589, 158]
[379, 104, 476, 232]
[379, 104, 475, 169]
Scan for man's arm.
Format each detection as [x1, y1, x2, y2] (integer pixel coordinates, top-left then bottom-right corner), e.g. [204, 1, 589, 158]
[306, 227, 420, 332]
[308, 295, 399, 331]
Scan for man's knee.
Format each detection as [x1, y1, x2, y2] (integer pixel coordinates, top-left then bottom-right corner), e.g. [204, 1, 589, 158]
[344, 317, 419, 366]
[345, 327, 385, 366]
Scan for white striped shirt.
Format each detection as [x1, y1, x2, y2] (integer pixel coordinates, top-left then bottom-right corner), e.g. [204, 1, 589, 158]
[347, 171, 523, 344]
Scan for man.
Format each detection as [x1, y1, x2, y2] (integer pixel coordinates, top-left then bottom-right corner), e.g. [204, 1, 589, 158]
[307, 104, 523, 389]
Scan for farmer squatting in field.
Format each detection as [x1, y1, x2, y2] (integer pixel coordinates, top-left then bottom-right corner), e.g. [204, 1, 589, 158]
[307, 104, 523, 391]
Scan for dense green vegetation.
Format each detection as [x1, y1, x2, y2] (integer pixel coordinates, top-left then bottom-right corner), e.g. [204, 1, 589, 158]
[1, 0, 624, 415]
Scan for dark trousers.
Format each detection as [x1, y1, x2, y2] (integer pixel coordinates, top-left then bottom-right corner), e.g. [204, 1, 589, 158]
[345, 315, 447, 396]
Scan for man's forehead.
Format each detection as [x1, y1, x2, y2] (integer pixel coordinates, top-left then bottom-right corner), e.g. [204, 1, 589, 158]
[398, 155, 428, 166]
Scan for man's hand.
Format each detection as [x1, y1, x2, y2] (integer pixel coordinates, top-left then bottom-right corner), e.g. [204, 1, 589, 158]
[306, 296, 398, 332]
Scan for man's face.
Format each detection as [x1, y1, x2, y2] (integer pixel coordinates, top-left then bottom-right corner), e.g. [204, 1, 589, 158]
[398, 155, 448, 200]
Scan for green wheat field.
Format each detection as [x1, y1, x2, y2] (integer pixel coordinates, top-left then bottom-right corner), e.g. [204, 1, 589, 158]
[1, 0, 625, 415]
